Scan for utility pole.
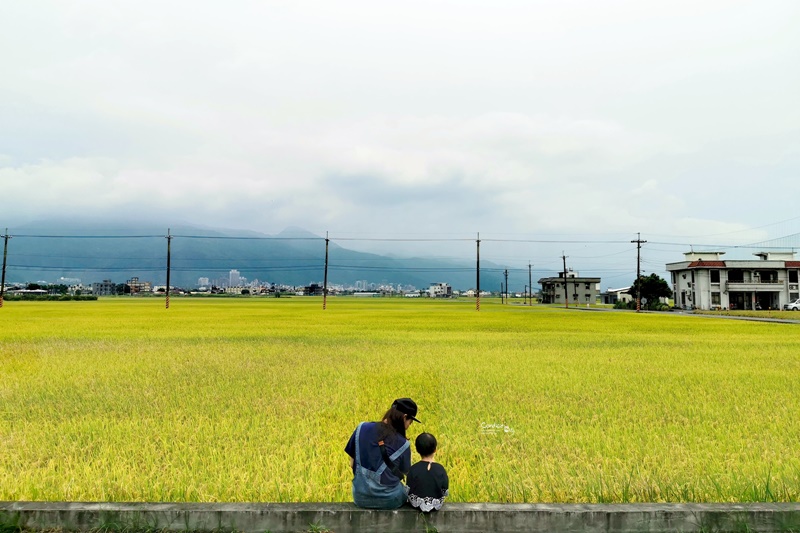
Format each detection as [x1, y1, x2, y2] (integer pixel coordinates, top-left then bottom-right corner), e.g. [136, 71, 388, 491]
[323, 232, 329, 310]
[476, 233, 480, 311]
[528, 262, 533, 306]
[504, 269, 508, 304]
[631, 232, 647, 312]
[562, 252, 569, 308]
[165, 229, 172, 309]
[0, 229, 10, 308]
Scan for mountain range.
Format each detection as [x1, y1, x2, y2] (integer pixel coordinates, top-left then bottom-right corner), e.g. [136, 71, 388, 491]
[3, 219, 511, 291]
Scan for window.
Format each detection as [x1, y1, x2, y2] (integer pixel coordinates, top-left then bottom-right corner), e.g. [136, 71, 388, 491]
[757, 270, 778, 282]
[711, 292, 721, 305]
[710, 270, 720, 283]
[790, 270, 798, 283]
[585, 283, 591, 289]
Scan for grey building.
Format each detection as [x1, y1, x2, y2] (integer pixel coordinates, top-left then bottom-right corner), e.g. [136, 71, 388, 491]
[92, 279, 116, 296]
[538, 271, 600, 305]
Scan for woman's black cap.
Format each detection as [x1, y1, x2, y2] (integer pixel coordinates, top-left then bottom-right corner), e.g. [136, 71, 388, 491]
[393, 398, 421, 423]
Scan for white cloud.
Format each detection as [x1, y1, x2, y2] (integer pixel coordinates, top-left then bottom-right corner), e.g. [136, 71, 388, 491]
[1, 0, 799, 270]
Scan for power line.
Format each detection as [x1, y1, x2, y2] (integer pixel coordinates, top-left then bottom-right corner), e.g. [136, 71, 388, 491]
[11, 234, 164, 239]
[5, 232, 800, 250]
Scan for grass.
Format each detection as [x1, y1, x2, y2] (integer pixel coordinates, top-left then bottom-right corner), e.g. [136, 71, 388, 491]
[693, 309, 800, 320]
[1, 297, 800, 503]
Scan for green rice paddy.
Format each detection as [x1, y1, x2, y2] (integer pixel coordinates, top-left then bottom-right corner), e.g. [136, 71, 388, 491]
[1, 298, 799, 503]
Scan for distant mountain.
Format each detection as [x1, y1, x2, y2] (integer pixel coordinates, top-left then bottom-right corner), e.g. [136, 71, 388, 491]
[3, 219, 508, 290]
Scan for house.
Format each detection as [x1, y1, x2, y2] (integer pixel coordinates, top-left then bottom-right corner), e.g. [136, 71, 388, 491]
[5, 288, 48, 297]
[126, 277, 152, 294]
[428, 282, 452, 298]
[601, 287, 633, 305]
[666, 251, 800, 310]
[225, 286, 248, 295]
[92, 279, 116, 296]
[538, 270, 600, 305]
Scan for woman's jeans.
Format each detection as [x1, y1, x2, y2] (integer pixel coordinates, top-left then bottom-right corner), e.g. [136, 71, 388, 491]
[352, 464, 407, 509]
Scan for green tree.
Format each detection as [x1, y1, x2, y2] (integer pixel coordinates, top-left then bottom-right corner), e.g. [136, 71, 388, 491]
[627, 273, 672, 309]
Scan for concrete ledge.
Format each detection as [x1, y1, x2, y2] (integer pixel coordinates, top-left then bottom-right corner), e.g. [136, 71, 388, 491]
[3, 502, 800, 533]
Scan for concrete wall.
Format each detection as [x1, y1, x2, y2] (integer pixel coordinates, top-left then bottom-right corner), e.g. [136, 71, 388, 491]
[3, 502, 800, 533]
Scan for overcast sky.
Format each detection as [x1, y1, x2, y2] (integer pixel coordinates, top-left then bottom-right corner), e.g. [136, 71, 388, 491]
[2, 1, 799, 284]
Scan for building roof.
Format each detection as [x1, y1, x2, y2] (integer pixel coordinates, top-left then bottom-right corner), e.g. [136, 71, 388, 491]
[687, 260, 726, 268]
[538, 276, 601, 284]
[604, 287, 631, 294]
[671, 258, 800, 270]
[754, 251, 796, 260]
[683, 251, 726, 261]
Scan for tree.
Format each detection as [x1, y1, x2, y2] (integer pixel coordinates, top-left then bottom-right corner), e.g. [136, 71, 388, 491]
[627, 273, 672, 309]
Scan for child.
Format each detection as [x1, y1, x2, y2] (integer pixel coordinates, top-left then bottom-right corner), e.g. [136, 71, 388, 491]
[406, 432, 449, 512]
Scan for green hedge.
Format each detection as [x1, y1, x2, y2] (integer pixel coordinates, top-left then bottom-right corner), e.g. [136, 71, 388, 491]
[2, 295, 99, 301]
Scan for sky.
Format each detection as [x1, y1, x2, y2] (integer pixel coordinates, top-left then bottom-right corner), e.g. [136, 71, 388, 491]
[2, 1, 799, 287]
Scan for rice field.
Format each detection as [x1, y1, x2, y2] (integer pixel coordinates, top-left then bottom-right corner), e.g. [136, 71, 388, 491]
[1, 297, 800, 503]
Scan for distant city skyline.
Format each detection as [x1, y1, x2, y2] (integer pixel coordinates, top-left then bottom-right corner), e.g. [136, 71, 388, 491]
[4, 216, 800, 297]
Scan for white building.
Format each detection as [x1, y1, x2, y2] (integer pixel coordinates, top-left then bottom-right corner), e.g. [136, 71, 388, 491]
[225, 286, 249, 295]
[229, 269, 241, 286]
[428, 282, 453, 298]
[666, 251, 800, 310]
[601, 287, 633, 305]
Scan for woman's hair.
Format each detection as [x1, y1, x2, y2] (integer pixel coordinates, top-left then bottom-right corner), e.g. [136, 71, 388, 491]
[415, 432, 437, 456]
[377, 405, 408, 440]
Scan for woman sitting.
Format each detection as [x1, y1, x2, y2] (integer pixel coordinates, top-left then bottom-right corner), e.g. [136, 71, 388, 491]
[344, 398, 420, 509]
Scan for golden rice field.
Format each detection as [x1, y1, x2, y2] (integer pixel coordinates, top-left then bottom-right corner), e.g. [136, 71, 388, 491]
[1, 297, 800, 503]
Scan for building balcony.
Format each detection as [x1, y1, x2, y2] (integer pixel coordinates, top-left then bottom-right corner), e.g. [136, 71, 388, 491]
[725, 280, 783, 291]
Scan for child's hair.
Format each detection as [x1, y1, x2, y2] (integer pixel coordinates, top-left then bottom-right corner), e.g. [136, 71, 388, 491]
[415, 432, 437, 456]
